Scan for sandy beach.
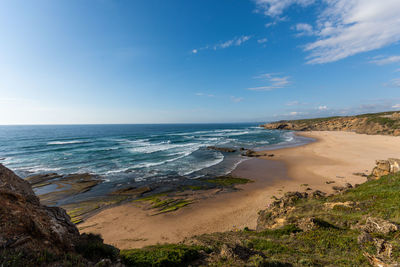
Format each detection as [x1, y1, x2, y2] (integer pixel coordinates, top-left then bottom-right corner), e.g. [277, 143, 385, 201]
[79, 131, 400, 249]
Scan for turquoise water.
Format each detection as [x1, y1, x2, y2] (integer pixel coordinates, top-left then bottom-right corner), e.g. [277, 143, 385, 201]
[0, 124, 308, 197]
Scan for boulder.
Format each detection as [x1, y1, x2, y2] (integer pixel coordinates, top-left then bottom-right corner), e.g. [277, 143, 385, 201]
[370, 158, 400, 180]
[257, 191, 308, 231]
[311, 190, 326, 199]
[363, 217, 399, 234]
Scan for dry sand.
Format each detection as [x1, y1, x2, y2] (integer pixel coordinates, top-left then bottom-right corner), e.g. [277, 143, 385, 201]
[79, 131, 400, 249]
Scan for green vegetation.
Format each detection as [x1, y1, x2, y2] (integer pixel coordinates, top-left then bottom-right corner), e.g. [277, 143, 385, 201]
[0, 249, 89, 267]
[75, 233, 119, 262]
[187, 172, 400, 266]
[289, 116, 341, 124]
[202, 175, 253, 187]
[267, 111, 400, 135]
[120, 244, 206, 267]
[133, 193, 194, 215]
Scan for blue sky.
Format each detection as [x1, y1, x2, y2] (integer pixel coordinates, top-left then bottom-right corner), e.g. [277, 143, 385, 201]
[1, 0, 400, 124]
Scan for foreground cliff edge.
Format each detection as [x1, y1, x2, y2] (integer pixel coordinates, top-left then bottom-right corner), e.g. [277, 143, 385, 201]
[2, 157, 400, 266]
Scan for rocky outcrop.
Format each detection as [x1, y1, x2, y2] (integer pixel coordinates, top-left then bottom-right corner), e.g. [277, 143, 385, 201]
[256, 191, 309, 231]
[0, 164, 121, 265]
[207, 146, 236, 153]
[262, 112, 400, 136]
[0, 164, 79, 254]
[370, 159, 400, 180]
[26, 172, 102, 205]
[362, 217, 400, 235]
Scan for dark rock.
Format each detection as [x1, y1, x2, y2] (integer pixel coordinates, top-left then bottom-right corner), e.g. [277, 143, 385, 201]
[332, 185, 346, 192]
[242, 150, 273, 158]
[111, 186, 152, 196]
[353, 172, 368, 177]
[207, 146, 236, 153]
[344, 183, 353, 189]
[26, 173, 62, 185]
[296, 217, 337, 232]
[311, 190, 326, 199]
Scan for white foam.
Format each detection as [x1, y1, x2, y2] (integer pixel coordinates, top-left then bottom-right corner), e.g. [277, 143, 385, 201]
[47, 140, 87, 145]
[128, 141, 199, 154]
[21, 166, 62, 173]
[181, 152, 224, 176]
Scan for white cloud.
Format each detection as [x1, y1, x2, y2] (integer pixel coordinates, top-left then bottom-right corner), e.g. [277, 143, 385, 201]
[393, 104, 400, 108]
[195, 93, 215, 97]
[254, 0, 400, 64]
[192, 35, 252, 54]
[385, 78, 400, 88]
[231, 96, 244, 103]
[294, 23, 314, 36]
[265, 22, 277, 28]
[257, 38, 268, 44]
[253, 0, 314, 18]
[318, 105, 328, 110]
[248, 73, 290, 91]
[370, 55, 400, 65]
[289, 111, 303, 116]
[286, 100, 300, 106]
[305, 0, 400, 64]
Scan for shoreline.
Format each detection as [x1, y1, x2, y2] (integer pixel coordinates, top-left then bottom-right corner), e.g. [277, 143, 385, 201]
[78, 130, 400, 249]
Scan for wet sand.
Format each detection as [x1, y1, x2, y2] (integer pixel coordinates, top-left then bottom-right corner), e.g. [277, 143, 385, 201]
[79, 131, 400, 249]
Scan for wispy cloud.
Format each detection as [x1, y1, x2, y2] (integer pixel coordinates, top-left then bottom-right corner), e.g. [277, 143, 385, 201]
[385, 78, 400, 88]
[265, 22, 277, 28]
[393, 104, 400, 108]
[248, 73, 290, 91]
[305, 1, 400, 64]
[253, 0, 314, 18]
[370, 55, 400, 65]
[294, 23, 314, 36]
[318, 105, 328, 110]
[257, 38, 268, 44]
[254, 0, 400, 64]
[195, 92, 215, 97]
[285, 100, 309, 106]
[231, 96, 244, 103]
[192, 35, 252, 54]
[286, 100, 300, 106]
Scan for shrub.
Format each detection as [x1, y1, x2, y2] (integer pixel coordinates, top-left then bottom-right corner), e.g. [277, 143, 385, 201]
[120, 244, 204, 267]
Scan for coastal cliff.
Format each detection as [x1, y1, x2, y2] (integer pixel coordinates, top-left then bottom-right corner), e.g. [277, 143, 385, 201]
[0, 164, 120, 266]
[262, 111, 400, 136]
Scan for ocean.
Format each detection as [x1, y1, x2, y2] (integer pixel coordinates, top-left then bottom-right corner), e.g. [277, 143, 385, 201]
[0, 124, 310, 198]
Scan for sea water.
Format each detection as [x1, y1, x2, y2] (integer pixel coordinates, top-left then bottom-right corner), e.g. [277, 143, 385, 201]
[0, 124, 310, 198]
